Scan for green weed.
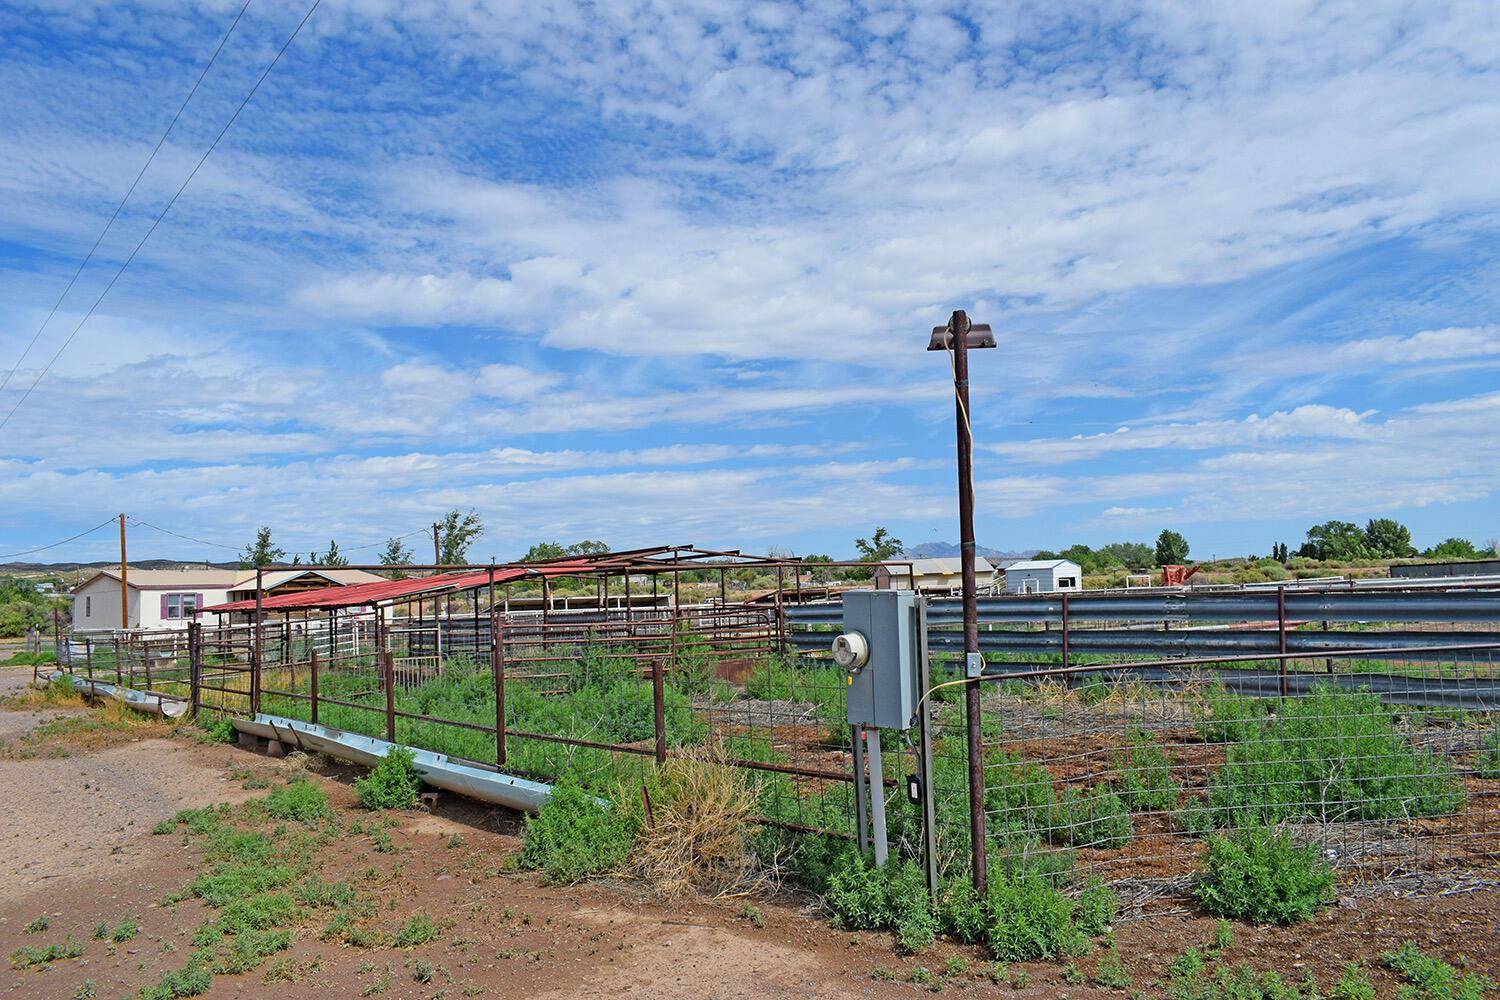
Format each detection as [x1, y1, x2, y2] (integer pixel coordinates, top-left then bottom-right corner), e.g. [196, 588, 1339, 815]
[265, 779, 330, 822]
[1381, 941, 1494, 1000]
[518, 779, 638, 884]
[112, 912, 140, 943]
[10, 936, 85, 969]
[393, 910, 440, 948]
[1194, 828, 1335, 925]
[22, 914, 50, 934]
[355, 745, 421, 811]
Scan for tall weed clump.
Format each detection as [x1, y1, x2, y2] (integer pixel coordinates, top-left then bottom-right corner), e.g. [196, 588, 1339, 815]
[1193, 828, 1335, 925]
[627, 755, 759, 896]
[1203, 684, 1466, 826]
[518, 778, 639, 884]
[354, 745, 421, 811]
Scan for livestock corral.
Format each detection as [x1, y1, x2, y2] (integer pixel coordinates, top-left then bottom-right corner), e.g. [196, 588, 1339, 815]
[17, 555, 1500, 998]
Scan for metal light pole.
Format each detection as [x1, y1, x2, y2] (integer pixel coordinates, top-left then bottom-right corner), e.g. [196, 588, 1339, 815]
[929, 310, 996, 892]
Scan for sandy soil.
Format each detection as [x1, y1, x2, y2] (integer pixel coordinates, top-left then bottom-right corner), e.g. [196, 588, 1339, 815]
[1, 673, 1497, 1000]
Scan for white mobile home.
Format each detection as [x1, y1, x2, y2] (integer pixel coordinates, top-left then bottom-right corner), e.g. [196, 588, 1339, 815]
[1003, 559, 1083, 594]
[72, 567, 386, 632]
[72, 569, 241, 632]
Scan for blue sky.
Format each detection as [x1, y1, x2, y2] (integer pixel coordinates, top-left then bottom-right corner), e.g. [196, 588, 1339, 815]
[1, 0, 1497, 564]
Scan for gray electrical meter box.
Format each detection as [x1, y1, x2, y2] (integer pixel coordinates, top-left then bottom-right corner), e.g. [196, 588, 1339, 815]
[835, 590, 923, 730]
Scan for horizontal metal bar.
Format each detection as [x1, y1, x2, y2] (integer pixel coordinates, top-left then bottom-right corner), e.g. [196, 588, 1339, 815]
[791, 627, 1500, 662]
[786, 589, 1500, 626]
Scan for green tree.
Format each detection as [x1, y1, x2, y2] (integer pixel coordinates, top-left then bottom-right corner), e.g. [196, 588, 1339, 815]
[239, 526, 285, 569]
[1099, 541, 1155, 569]
[522, 541, 569, 562]
[1302, 521, 1368, 561]
[568, 540, 609, 556]
[309, 539, 349, 566]
[379, 537, 413, 579]
[854, 526, 904, 563]
[1364, 518, 1416, 559]
[850, 527, 904, 580]
[801, 554, 837, 583]
[1155, 529, 1190, 566]
[1426, 537, 1479, 560]
[435, 509, 485, 565]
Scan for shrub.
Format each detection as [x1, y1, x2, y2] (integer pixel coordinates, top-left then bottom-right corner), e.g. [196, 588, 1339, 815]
[1203, 685, 1466, 827]
[985, 870, 1086, 962]
[1073, 876, 1117, 936]
[628, 756, 758, 896]
[355, 745, 421, 811]
[518, 779, 638, 884]
[201, 718, 236, 745]
[265, 780, 330, 823]
[1193, 828, 1335, 924]
[826, 854, 936, 953]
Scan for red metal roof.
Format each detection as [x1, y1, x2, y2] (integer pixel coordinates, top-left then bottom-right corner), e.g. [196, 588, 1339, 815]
[203, 561, 593, 614]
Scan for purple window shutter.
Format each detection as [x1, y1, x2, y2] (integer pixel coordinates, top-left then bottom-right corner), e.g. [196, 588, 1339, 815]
[161, 595, 170, 618]
[195, 593, 205, 618]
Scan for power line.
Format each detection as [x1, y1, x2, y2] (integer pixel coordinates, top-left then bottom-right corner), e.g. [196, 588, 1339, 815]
[0, 516, 120, 560]
[0, 0, 323, 434]
[126, 517, 241, 552]
[0, 0, 255, 397]
[343, 526, 433, 552]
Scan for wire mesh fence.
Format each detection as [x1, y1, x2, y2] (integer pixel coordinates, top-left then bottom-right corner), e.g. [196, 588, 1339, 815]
[43, 583, 1500, 900]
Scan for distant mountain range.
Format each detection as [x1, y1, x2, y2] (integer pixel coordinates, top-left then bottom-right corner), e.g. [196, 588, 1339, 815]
[2, 559, 240, 575]
[903, 542, 1038, 562]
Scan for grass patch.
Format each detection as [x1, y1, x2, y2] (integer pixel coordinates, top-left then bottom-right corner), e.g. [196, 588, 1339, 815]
[265, 779, 330, 823]
[10, 936, 85, 969]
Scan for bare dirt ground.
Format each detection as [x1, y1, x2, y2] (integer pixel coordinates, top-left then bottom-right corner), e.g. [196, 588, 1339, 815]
[2, 661, 1499, 1000]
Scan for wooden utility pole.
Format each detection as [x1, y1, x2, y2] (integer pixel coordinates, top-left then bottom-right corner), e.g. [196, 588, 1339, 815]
[118, 513, 129, 630]
[433, 522, 442, 568]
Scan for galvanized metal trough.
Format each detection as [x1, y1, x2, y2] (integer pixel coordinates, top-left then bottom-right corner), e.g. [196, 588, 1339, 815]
[231, 713, 555, 815]
[39, 669, 191, 718]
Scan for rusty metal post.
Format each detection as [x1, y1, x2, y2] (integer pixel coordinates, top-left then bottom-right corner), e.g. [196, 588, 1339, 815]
[652, 657, 667, 764]
[383, 649, 397, 743]
[189, 620, 201, 718]
[1278, 587, 1289, 697]
[310, 647, 319, 725]
[775, 565, 786, 654]
[949, 309, 988, 893]
[492, 609, 507, 767]
[252, 567, 264, 716]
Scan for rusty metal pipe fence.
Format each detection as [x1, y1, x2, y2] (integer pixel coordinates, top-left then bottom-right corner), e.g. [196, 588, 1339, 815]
[47, 584, 1500, 899]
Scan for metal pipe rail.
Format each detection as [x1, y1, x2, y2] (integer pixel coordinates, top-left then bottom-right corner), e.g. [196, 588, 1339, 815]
[785, 589, 1500, 626]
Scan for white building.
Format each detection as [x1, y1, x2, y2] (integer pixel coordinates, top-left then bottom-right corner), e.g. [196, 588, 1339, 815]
[72, 567, 385, 632]
[1003, 559, 1083, 594]
[876, 557, 999, 594]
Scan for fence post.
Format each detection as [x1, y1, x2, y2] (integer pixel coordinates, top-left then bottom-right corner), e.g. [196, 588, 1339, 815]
[1061, 592, 1071, 687]
[1278, 588, 1289, 697]
[383, 650, 397, 744]
[252, 568, 264, 716]
[492, 611, 507, 767]
[652, 657, 667, 764]
[310, 647, 319, 726]
[189, 621, 201, 718]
